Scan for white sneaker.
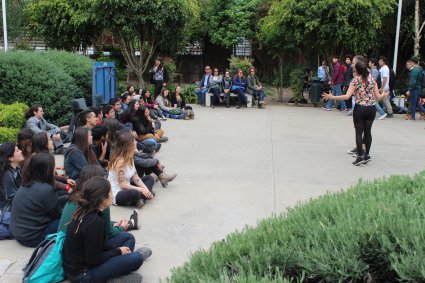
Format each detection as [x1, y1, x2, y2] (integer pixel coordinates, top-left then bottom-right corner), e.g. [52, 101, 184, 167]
[346, 110, 353, 116]
[378, 113, 387, 120]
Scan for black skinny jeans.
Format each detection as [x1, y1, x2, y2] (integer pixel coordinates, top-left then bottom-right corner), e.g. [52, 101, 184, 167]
[353, 105, 376, 156]
[115, 176, 155, 206]
[153, 80, 163, 98]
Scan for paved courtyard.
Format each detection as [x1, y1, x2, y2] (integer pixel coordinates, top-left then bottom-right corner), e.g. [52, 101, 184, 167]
[1, 104, 424, 282]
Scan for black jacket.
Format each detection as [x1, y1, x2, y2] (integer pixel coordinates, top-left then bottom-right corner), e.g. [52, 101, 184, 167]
[0, 166, 22, 210]
[170, 93, 186, 109]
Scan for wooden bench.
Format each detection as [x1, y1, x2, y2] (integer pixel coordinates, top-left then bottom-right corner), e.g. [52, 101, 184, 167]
[205, 92, 253, 107]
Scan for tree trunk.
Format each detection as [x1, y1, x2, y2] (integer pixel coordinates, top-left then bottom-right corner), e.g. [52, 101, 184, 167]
[278, 53, 284, 102]
[414, 0, 424, 56]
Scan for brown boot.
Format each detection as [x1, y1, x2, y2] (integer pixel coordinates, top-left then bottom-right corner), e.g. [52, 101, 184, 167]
[158, 173, 177, 188]
[420, 112, 425, 120]
[403, 113, 413, 120]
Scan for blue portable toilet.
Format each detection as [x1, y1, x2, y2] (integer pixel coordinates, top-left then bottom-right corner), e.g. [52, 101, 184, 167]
[92, 62, 116, 106]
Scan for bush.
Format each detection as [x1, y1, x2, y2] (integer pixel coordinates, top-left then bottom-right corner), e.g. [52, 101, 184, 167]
[0, 102, 28, 128]
[228, 56, 254, 76]
[0, 51, 90, 126]
[0, 127, 20, 143]
[169, 172, 425, 282]
[163, 57, 176, 83]
[289, 68, 305, 104]
[181, 85, 198, 103]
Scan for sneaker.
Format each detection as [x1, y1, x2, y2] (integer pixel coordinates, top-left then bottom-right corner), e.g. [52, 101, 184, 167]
[347, 147, 357, 156]
[363, 155, 372, 164]
[136, 247, 152, 260]
[236, 105, 241, 109]
[127, 210, 139, 230]
[353, 155, 365, 166]
[158, 137, 168, 143]
[107, 273, 142, 283]
[160, 116, 167, 121]
[346, 110, 353, 116]
[342, 108, 348, 112]
[387, 113, 394, 118]
[323, 107, 331, 111]
[378, 113, 387, 120]
[136, 199, 145, 209]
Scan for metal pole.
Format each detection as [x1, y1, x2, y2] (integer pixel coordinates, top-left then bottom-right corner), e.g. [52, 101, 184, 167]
[393, 0, 403, 74]
[2, 0, 7, 51]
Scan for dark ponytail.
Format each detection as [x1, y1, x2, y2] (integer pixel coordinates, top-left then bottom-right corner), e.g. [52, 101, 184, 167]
[354, 55, 369, 83]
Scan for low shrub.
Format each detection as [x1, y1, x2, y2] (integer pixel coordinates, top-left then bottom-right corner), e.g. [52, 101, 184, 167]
[0, 127, 20, 143]
[0, 102, 28, 128]
[0, 51, 82, 126]
[289, 68, 305, 104]
[181, 85, 198, 104]
[228, 56, 254, 76]
[169, 172, 425, 282]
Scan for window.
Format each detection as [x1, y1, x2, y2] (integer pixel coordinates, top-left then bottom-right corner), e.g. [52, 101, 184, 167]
[233, 38, 252, 57]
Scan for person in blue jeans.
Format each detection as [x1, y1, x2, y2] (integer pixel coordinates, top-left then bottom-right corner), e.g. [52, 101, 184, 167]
[324, 56, 347, 111]
[62, 176, 152, 283]
[194, 65, 211, 105]
[406, 58, 425, 120]
[247, 67, 266, 108]
[232, 69, 248, 109]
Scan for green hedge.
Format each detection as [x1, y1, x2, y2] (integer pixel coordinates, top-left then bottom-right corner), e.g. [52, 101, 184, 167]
[0, 102, 28, 128]
[169, 173, 425, 282]
[0, 51, 92, 126]
[0, 127, 20, 143]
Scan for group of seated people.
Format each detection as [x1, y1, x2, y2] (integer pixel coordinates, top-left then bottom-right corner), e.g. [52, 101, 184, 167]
[0, 87, 190, 281]
[194, 65, 267, 109]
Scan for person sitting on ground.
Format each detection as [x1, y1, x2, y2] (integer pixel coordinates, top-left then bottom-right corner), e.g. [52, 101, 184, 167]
[170, 86, 194, 120]
[17, 128, 34, 160]
[75, 109, 98, 130]
[150, 58, 169, 98]
[91, 125, 111, 168]
[232, 69, 248, 109]
[62, 176, 151, 283]
[29, 132, 75, 199]
[122, 84, 135, 99]
[133, 106, 167, 143]
[208, 68, 223, 108]
[142, 89, 166, 121]
[64, 127, 99, 180]
[156, 89, 185, 119]
[59, 165, 139, 244]
[25, 105, 65, 154]
[109, 98, 123, 120]
[194, 65, 212, 105]
[89, 106, 104, 125]
[247, 67, 266, 108]
[10, 152, 63, 247]
[121, 93, 132, 112]
[108, 130, 155, 208]
[222, 70, 233, 108]
[0, 143, 24, 212]
[120, 99, 140, 127]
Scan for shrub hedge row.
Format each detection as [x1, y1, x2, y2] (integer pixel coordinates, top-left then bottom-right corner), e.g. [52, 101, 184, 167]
[0, 102, 29, 143]
[0, 50, 92, 126]
[169, 173, 425, 283]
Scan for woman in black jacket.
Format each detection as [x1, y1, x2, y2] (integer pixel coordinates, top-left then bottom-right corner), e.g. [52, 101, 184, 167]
[0, 142, 24, 211]
[149, 58, 169, 98]
[62, 176, 151, 282]
[170, 86, 195, 120]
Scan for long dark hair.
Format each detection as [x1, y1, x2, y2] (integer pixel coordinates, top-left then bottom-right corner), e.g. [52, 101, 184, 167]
[17, 128, 34, 159]
[31, 132, 49, 154]
[156, 58, 164, 70]
[120, 99, 138, 123]
[354, 55, 369, 83]
[71, 176, 111, 233]
[68, 165, 105, 202]
[134, 106, 150, 128]
[102, 118, 118, 145]
[0, 142, 16, 185]
[72, 127, 97, 164]
[142, 89, 153, 104]
[22, 152, 55, 187]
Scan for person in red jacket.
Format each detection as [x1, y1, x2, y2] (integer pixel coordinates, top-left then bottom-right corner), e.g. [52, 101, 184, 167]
[323, 56, 347, 111]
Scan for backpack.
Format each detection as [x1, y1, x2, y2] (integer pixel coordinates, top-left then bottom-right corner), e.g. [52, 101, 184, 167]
[22, 232, 66, 283]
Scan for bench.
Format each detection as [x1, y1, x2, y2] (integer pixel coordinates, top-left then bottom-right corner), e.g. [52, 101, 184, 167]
[205, 92, 253, 107]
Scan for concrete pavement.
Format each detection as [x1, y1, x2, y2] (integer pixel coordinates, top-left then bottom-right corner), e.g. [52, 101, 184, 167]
[0, 104, 424, 282]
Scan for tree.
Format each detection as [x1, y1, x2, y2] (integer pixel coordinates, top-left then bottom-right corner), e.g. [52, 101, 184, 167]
[26, 0, 99, 50]
[204, 0, 259, 48]
[414, 0, 425, 56]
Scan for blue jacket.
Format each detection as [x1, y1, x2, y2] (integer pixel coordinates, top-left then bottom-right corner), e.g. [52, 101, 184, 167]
[232, 76, 247, 90]
[64, 144, 88, 180]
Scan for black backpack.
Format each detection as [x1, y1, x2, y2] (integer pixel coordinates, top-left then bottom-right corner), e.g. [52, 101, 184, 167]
[389, 68, 396, 91]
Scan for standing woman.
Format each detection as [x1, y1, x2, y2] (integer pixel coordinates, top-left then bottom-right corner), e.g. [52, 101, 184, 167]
[62, 176, 151, 283]
[108, 130, 155, 208]
[150, 58, 169, 98]
[323, 55, 388, 166]
[0, 143, 24, 211]
[232, 69, 248, 109]
[10, 152, 63, 247]
[64, 127, 99, 180]
[208, 68, 223, 108]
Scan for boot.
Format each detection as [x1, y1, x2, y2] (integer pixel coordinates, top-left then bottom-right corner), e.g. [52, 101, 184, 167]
[403, 113, 413, 120]
[420, 112, 425, 120]
[158, 173, 177, 188]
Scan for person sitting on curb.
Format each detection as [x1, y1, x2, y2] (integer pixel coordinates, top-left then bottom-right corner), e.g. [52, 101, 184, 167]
[246, 67, 266, 108]
[25, 105, 66, 154]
